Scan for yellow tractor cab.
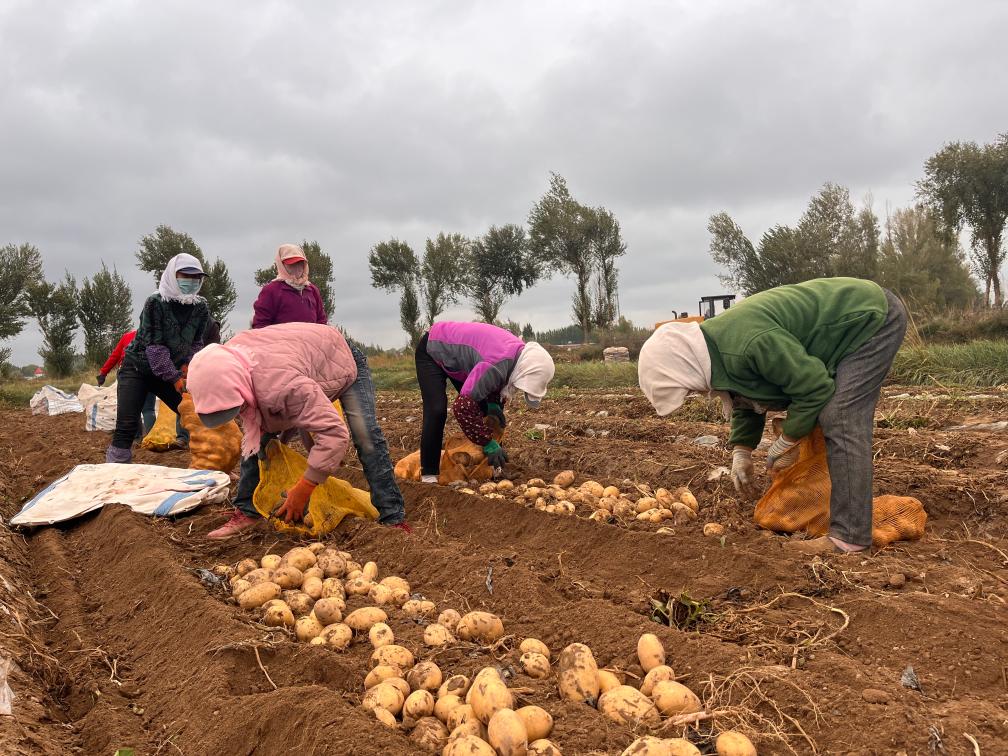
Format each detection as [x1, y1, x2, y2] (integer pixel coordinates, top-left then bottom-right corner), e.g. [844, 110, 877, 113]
[654, 294, 735, 330]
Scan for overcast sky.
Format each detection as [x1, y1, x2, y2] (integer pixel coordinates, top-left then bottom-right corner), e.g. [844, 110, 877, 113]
[2, 0, 1006, 364]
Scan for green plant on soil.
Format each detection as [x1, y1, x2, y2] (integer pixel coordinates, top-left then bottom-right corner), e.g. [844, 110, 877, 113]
[650, 590, 715, 631]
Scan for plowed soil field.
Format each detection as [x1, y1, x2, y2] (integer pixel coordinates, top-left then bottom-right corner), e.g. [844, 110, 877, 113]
[0, 386, 1006, 755]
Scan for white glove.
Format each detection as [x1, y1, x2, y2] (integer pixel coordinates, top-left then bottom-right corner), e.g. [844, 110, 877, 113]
[766, 434, 800, 475]
[731, 447, 756, 498]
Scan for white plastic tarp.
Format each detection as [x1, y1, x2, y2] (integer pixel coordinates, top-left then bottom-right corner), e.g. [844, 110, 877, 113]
[29, 385, 83, 416]
[10, 464, 231, 527]
[77, 382, 118, 431]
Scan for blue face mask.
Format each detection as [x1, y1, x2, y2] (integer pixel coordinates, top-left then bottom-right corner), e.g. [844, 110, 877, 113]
[177, 278, 202, 295]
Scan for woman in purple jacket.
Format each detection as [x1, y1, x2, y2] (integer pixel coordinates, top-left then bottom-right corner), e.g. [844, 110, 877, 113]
[252, 244, 327, 327]
[415, 321, 555, 482]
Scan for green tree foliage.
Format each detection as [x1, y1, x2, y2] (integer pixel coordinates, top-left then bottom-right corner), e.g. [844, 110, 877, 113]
[917, 134, 1008, 306]
[27, 273, 79, 377]
[421, 232, 468, 326]
[0, 243, 44, 342]
[369, 239, 423, 347]
[587, 208, 627, 329]
[521, 322, 534, 340]
[254, 240, 335, 319]
[78, 263, 133, 366]
[135, 225, 238, 328]
[879, 206, 978, 310]
[464, 224, 539, 323]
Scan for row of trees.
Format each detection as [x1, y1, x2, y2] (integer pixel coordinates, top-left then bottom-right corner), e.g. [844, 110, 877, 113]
[368, 173, 628, 347]
[709, 134, 1008, 309]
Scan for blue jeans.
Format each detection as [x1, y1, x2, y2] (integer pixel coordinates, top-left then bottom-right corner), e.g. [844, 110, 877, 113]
[234, 344, 406, 525]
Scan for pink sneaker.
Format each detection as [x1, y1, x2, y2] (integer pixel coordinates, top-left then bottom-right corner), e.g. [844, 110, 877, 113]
[389, 522, 413, 534]
[207, 510, 260, 540]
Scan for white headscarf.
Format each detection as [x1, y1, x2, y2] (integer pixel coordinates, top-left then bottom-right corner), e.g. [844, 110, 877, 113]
[273, 244, 310, 291]
[638, 321, 732, 418]
[503, 342, 555, 406]
[158, 253, 206, 305]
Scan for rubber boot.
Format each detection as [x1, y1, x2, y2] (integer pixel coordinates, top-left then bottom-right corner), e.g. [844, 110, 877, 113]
[105, 445, 133, 464]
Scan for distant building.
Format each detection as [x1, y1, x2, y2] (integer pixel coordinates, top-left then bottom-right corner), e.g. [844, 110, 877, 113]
[32, 367, 45, 380]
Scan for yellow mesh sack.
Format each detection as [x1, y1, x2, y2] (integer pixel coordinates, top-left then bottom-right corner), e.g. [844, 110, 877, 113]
[139, 400, 182, 451]
[754, 425, 926, 547]
[176, 395, 242, 473]
[252, 440, 378, 537]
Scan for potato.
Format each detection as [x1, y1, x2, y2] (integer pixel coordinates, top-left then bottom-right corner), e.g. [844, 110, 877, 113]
[424, 623, 454, 647]
[715, 731, 757, 756]
[316, 550, 347, 578]
[271, 566, 304, 590]
[363, 681, 405, 716]
[368, 584, 394, 605]
[389, 587, 411, 607]
[640, 665, 676, 697]
[703, 523, 725, 538]
[345, 577, 373, 596]
[302, 566, 323, 581]
[435, 608, 460, 631]
[236, 558, 258, 576]
[519, 638, 550, 657]
[527, 477, 546, 487]
[527, 740, 562, 756]
[447, 720, 484, 742]
[237, 582, 281, 609]
[312, 597, 343, 626]
[243, 567, 274, 586]
[469, 676, 513, 724]
[636, 497, 659, 514]
[404, 689, 435, 719]
[598, 669, 623, 693]
[361, 560, 378, 581]
[365, 665, 403, 690]
[381, 575, 411, 593]
[369, 622, 394, 649]
[478, 482, 498, 495]
[307, 541, 326, 555]
[622, 737, 700, 756]
[386, 676, 411, 700]
[456, 611, 505, 644]
[446, 702, 477, 730]
[321, 578, 345, 599]
[580, 480, 604, 497]
[402, 599, 437, 620]
[676, 487, 699, 512]
[409, 716, 448, 753]
[667, 739, 702, 756]
[523, 487, 542, 501]
[294, 614, 324, 642]
[345, 607, 388, 633]
[319, 622, 353, 650]
[597, 685, 660, 725]
[281, 546, 316, 572]
[371, 644, 414, 669]
[438, 674, 470, 700]
[230, 578, 252, 598]
[515, 705, 552, 740]
[613, 501, 636, 518]
[519, 652, 551, 679]
[301, 576, 323, 599]
[345, 560, 362, 574]
[262, 602, 295, 628]
[637, 633, 665, 673]
[444, 736, 495, 756]
[496, 479, 515, 492]
[553, 470, 575, 487]
[487, 708, 528, 756]
[434, 694, 463, 723]
[261, 554, 282, 570]
[407, 661, 444, 692]
[372, 706, 397, 728]
[280, 590, 314, 616]
[557, 643, 600, 705]
[650, 680, 702, 717]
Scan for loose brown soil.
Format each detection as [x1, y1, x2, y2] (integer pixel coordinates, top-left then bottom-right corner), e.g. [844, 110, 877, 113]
[0, 386, 1006, 754]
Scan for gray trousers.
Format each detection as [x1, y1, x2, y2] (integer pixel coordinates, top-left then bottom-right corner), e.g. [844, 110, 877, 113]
[818, 289, 907, 546]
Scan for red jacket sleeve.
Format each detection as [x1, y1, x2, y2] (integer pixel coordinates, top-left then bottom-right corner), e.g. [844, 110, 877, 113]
[252, 286, 275, 329]
[100, 332, 135, 375]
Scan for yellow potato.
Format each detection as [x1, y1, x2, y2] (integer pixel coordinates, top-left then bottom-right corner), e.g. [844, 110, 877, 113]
[622, 737, 700, 755]
[235, 558, 258, 576]
[312, 598, 343, 626]
[260, 554, 282, 570]
[237, 582, 281, 609]
[553, 470, 575, 487]
[519, 638, 550, 657]
[676, 487, 699, 512]
[597, 669, 623, 693]
[402, 599, 437, 620]
[447, 720, 484, 742]
[580, 480, 604, 497]
[230, 578, 251, 598]
[386, 676, 411, 701]
[302, 566, 323, 581]
[597, 685, 660, 725]
[437, 609, 462, 633]
[650, 681, 702, 717]
[424, 623, 454, 647]
[519, 652, 551, 679]
[478, 482, 498, 495]
[409, 716, 448, 752]
[434, 694, 463, 723]
[345, 577, 373, 596]
[280, 546, 316, 572]
[527, 740, 562, 756]
[320, 578, 345, 599]
[455, 611, 505, 644]
[243, 567, 274, 586]
[667, 739, 702, 756]
[637, 633, 666, 673]
[407, 660, 443, 692]
[602, 485, 621, 498]
[364, 665, 403, 690]
[515, 705, 552, 740]
[636, 496, 659, 513]
[345, 607, 388, 633]
[655, 488, 675, 507]
[371, 644, 414, 669]
[301, 576, 323, 600]
[363, 681, 405, 716]
[307, 542, 327, 555]
[362, 560, 379, 581]
[403, 689, 435, 719]
[469, 676, 513, 724]
[446, 702, 477, 730]
[262, 602, 294, 628]
[368, 584, 394, 605]
[444, 735, 495, 756]
[389, 587, 410, 607]
[380, 575, 410, 593]
[703, 523, 725, 538]
[369, 622, 394, 649]
[271, 566, 303, 590]
[316, 549, 347, 578]
[640, 665, 677, 697]
[715, 731, 757, 756]
[294, 614, 324, 642]
[372, 706, 397, 728]
[320, 622, 352, 650]
[438, 675, 470, 700]
[487, 708, 528, 756]
[281, 590, 315, 616]
[496, 480, 515, 492]
[557, 643, 600, 705]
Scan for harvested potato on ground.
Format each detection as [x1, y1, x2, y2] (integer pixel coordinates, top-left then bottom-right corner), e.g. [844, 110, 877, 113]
[402, 599, 437, 620]
[640, 665, 676, 697]
[262, 601, 295, 628]
[424, 623, 454, 646]
[671, 503, 697, 524]
[715, 731, 757, 756]
[407, 661, 444, 692]
[469, 675, 513, 724]
[651, 681, 702, 716]
[369, 622, 394, 649]
[345, 577, 373, 596]
[622, 737, 700, 755]
[703, 522, 725, 537]
[528, 740, 562, 756]
[369, 584, 394, 605]
[307, 542, 326, 555]
[557, 643, 600, 705]
[434, 694, 463, 723]
[636, 497, 659, 513]
[319, 623, 352, 650]
[520, 652, 551, 679]
[666, 739, 702, 756]
[365, 664, 403, 690]
[281, 590, 316, 616]
[380, 575, 410, 593]
[598, 685, 660, 725]
[236, 558, 258, 576]
[448, 720, 483, 742]
[478, 482, 498, 495]
[301, 576, 323, 599]
[597, 669, 623, 693]
[313, 597, 343, 626]
[363, 681, 405, 716]
[676, 487, 699, 512]
[496, 480, 515, 492]
[553, 470, 575, 487]
[404, 689, 435, 719]
[637, 633, 665, 673]
[386, 676, 411, 700]
[294, 614, 324, 642]
[527, 477, 546, 487]
[346, 607, 388, 633]
[438, 675, 470, 700]
[281, 546, 316, 571]
[372, 644, 415, 669]
[230, 579, 252, 598]
[515, 705, 552, 740]
[243, 567, 274, 586]
[488, 708, 528, 756]
[602, 485, 621, 498]
[316, 550, 347, 578]
[655, 488, 674, 507]
[409, 717, 449, 753]
[580, 480, 604, 497]
[320, 578, 345, 599]
[261, 554, 282, 570]
[456, 611, 505, 644]
[446, 702, 477, 730]
[237, 582, 281, 609]
[372, 706, 397, 728]
[519, 638, 550, 657]
[445, 735, 495, 756]
[272, 566, 304, 590]
[302, 566, 323, 581]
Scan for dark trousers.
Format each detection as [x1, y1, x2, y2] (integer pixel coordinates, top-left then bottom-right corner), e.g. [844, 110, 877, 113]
[818, 289, 908, 546]
[136, 392, 157, 439]
[415, 333, 464, 476]
[111, 362, 184, 450]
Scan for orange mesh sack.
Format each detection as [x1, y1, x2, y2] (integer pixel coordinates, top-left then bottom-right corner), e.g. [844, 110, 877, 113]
[177, 394, 242, 473]
[754, 426, 927, 547]
[394, 417, 504, 485]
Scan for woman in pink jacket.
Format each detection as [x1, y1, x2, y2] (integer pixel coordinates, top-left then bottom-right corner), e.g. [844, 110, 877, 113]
[187, 323, 408, 536]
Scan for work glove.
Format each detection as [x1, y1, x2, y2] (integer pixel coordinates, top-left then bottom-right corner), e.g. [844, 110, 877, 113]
[485, 402, 506, 429]
[483, 440, 508, 468]
[731, 446, 756, 498]
[96, 373, 106, 387]
[275, 477, 317, 523]
[766, 434, 801, 476]
[174, 376, 187, 395]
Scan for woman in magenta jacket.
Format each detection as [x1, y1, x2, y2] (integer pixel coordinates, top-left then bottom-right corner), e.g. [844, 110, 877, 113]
[252, 244, 327, 327]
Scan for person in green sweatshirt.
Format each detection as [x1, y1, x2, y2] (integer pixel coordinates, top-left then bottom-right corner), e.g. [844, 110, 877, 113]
[637, 278, 907, 554]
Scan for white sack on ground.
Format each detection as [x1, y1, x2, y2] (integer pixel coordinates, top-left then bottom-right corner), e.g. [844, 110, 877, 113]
[77, 382, 118, 431]
[11, 464, 230, 527]
[29, 385, 83, 416]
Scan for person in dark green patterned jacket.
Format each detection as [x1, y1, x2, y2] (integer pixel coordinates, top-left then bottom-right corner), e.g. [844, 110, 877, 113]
[638, 278, 907, 554]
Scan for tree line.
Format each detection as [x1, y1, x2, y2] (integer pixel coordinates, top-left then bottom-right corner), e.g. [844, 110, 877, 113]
[708, 134, 1008, 309]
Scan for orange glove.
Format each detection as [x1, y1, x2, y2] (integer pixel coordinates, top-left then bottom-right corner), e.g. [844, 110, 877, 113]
[174, 376, 186, 394]
[275, 477, 317, 523]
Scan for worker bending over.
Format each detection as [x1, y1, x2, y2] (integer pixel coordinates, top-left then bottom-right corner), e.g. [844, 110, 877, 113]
[638, 278, 906, 554]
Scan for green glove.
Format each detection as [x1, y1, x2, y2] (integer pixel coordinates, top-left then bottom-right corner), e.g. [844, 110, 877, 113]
[483, 440, 508, 468]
